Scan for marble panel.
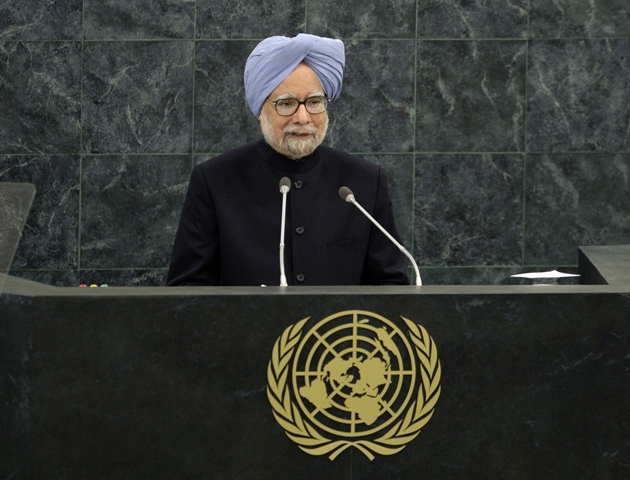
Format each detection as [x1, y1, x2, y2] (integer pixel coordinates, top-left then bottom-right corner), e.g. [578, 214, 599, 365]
[530, 0, 630, 38]
[416, 40, 526, 152]
[527, 39, 630, 152]
[193, 41, 261, 154]
[307, 0, 416, 39]
[524, 153, 630, 265]
[8, 269, 79, 287]
[362, 154, 414, 249]
[80, 155, 191, 269]
[82, 41, 194, 154]
[417, 0, 528, 39]
[84, 0, 195, 40]
[327, 40, 415, 153]
[414, 154, 524, 266]
[0, 0, 81, 40]
[420, 266, 527, 285]
[196, 0, 305, 38]
[79, 269, 168, 287]
[0, 156, 79, 270]
[0, 41, 81, 154]
[420, 265, 580, 286]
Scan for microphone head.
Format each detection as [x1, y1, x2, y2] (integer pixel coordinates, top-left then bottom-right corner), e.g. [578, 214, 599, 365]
[338, 186, 354, 202]
[279, 177, 291, 193]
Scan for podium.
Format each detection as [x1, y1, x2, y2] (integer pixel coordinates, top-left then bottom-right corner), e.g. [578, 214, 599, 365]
[2, 248, 630, 479]
[0, 182, 35, 294]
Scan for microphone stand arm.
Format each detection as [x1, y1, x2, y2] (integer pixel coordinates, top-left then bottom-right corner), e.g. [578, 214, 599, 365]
[279, 187, 289, 287]
[347, 195, 422, 286]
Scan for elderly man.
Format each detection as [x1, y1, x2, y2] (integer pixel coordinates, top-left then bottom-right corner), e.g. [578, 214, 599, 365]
[167, 34, 409, 286]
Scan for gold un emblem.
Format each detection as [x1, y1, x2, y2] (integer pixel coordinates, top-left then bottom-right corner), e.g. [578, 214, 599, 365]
[267, 310, 441, 460]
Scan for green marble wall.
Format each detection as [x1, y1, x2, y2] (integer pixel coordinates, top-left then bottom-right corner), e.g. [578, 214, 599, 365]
[1, 1, 629, 286]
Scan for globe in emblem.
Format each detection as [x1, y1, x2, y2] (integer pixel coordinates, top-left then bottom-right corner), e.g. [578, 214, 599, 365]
[292, 310, 417, 438]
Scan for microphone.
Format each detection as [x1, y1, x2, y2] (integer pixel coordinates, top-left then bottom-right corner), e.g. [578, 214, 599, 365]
[338, 186, 422, 286]
[279, 177, 292, 286]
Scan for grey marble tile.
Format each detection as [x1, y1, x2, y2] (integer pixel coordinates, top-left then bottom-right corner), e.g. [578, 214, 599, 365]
[524, 154, 630, 265]
[196, 0, 305, 38]
[416, 40, 527, 152]
[79, 269, 168, 287]
[0, 0, 82, 40]
[530, 0, 630, 38]
[80, 155, 191, 269]
[84, 0, 195, 40]
[8, 269, 79, 287]
[0, 155, 79, 269]
[417, 0, 528, 39]
[420, 266, 534, 285]
[327, 40, 415, 153]
[82, 41, 194, 154]
[414, 154, 524, 266]
[194, 41, 261, 154]
[527, 39, 630, 153]
[307, 0, 416, 39]
[363, 154, 414, 249]
[0, 42, 81, 154]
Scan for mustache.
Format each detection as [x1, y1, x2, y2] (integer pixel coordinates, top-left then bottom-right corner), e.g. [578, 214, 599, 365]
[283, 125, 319, 136]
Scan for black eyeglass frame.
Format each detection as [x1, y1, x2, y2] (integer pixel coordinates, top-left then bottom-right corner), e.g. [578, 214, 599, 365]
[266, 95, 330, 116]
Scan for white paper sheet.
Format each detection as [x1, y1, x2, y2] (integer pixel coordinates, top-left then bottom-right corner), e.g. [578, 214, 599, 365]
[511, 269, 580, 279]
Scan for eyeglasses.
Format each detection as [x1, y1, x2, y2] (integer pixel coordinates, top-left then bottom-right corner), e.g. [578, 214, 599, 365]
[266, 95, 329, 116]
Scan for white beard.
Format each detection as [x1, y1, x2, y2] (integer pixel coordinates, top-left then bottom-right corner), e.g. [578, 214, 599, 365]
[260, 111, 328, 159]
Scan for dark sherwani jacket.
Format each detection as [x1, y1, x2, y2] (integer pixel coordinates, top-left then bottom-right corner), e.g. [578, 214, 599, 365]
[167, 140, 409, 286]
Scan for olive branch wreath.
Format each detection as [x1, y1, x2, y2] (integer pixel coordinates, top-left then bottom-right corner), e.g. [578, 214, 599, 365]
[266, 316, 441, 461]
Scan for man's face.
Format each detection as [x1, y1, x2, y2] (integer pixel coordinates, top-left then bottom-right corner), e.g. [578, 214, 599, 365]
[259, 63, 328, 159]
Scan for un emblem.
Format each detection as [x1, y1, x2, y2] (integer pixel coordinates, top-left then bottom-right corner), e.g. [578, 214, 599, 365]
[267, 310, 441, 460]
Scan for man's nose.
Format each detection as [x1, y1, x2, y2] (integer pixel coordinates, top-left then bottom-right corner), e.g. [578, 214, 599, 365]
[292, 103, 312, 123]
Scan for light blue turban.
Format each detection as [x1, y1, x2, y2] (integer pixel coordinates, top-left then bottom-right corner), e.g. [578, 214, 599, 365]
[244, 34, 345, 117]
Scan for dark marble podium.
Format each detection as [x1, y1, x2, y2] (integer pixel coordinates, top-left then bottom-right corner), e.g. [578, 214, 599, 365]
[2, 255, 630, 479]
[579, 245, 630, 286]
